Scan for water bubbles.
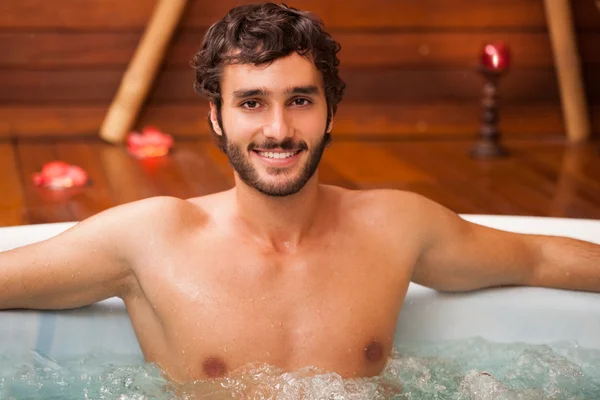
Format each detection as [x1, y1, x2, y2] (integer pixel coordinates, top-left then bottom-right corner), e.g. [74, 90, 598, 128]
[456, 370, 517, 400]
[203, 364, 401, 400]
[1, 340, 599, 399]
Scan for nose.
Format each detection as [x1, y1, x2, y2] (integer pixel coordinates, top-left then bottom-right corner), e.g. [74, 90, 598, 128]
[263, 105, 293, 140]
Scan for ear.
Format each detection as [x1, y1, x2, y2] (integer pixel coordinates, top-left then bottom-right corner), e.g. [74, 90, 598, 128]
[326, 109, 334, 133]
[209, 102, 223, 136]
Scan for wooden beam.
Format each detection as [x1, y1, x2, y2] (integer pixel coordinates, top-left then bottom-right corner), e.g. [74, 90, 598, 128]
[99, 0, 188, 144]
[543, 0, 591, 142]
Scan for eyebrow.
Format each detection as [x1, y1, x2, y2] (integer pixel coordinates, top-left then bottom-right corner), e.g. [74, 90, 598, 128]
[231, 85, 320, 99]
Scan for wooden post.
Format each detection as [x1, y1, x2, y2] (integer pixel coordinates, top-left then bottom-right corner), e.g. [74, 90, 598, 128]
[543, 0, 591, 143]
[100, 0, 188, 144]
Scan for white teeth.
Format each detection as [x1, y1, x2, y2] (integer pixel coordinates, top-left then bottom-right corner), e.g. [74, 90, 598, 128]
[258, 151, 297, 159]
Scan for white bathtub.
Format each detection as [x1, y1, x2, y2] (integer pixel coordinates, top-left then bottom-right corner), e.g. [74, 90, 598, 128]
[1, 215, 599, 360]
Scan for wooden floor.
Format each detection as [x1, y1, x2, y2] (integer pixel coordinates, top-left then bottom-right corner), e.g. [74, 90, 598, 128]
[1, 137, 600, 227]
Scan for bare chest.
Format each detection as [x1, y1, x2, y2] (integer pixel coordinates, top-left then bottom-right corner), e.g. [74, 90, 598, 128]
[129, 236, 415, 381]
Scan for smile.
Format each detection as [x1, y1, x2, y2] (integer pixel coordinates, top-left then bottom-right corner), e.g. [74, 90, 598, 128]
[251, 149, 303, 166]
[256, 151, 300, 159]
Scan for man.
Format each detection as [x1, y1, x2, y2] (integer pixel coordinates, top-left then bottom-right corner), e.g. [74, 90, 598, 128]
[1, 3, 599, 383]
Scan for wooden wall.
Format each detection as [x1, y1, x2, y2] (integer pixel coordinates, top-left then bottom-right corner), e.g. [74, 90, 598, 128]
[1, 0, 599, 140]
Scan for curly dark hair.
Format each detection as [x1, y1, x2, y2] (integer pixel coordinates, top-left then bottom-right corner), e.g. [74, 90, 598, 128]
[190, 2, 346, 149]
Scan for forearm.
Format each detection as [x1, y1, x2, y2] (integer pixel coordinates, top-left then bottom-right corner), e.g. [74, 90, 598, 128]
[528, 235, 600, 292]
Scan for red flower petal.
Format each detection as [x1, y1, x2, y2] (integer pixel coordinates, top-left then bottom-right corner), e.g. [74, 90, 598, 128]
[126, 126, 173, 158]
[41, 161, 70, 178]
[67, 165, 89, 186]
[33, 161, 88, 189]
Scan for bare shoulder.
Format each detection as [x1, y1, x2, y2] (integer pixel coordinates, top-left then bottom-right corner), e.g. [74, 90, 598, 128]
[90, 195, 207, 233]
[330, 186, 441, 223]
[328, 186, 459, 246]
[68, 195, 211, 255]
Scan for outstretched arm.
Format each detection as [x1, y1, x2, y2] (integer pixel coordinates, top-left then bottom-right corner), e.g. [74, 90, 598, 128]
[411, 195, 600, 293]
[0, 209, 133, 310]
[0, 197, 175, 310]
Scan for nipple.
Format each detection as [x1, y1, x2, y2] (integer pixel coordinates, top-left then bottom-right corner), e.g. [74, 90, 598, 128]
[202, 357, 228, 378]
[364, 340, 383, 362]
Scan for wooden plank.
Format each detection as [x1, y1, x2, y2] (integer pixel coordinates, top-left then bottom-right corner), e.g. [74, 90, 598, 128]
[320, 141, 529, 215]
[172, 142, 237, 196]
[55, 142, 117, 220]
[0, 0, 153, 30]
[0, 32, 142, 68]
[198, 142, 236, 187]
[386, 141, 546, 215]
[572, 0, 600, 30]
[507, 145, 600, 217]
[0, 68, 565, 104]
[0, 105, 106, 137]
[0, 103, 584, 138]
[521, 145, 600, 208]
[384, 141, 481, 183]
[0, 69, 121, 103]
[579, 34, 600, 65]
[16, 142, 76, 224]
[329, 103, 570, 137]
[318, 160, 361, 189]
[101, 142, 233, 201]
[322, 142, 435, 187]
[432, 140, 600, 218]
[96, 144, 160, 204]
[335, 32, 559, 69]
[130, 158, 194, 199]
[549, 147, 600, 218]
[131, 151, 200, 199]
[2, 31, 577, 69]
[0, 0, 551, 30]
[335, 68, 561, 104]
[0, 143, 27, 226]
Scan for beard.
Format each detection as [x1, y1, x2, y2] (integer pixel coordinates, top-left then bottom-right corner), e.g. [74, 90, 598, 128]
[222, 130, 331, 197]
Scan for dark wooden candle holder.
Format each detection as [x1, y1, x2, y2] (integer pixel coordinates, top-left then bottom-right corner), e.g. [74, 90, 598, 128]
[470, 67, 509, 158]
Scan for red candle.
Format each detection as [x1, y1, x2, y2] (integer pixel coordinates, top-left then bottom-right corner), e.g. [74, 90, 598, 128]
[481, 42, 510, 72]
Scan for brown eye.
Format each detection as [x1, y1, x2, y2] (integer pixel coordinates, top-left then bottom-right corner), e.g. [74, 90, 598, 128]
[293, 98, 310, 106]
[243, 100, 259, 109]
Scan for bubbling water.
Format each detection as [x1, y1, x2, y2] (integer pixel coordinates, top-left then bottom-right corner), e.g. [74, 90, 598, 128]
[1, 337, 599, 399]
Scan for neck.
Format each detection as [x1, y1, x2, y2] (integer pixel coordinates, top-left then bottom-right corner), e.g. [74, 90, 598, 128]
[232, 173, 322, 252]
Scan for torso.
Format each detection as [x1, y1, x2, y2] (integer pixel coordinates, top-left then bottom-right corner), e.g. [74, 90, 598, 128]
[122, 186, 421, 382]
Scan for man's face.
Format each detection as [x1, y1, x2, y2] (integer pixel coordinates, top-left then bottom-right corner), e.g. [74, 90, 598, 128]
[210, 52, 332, 197]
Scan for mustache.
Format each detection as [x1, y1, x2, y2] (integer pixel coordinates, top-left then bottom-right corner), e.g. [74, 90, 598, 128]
[248, 138, 308, 152]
